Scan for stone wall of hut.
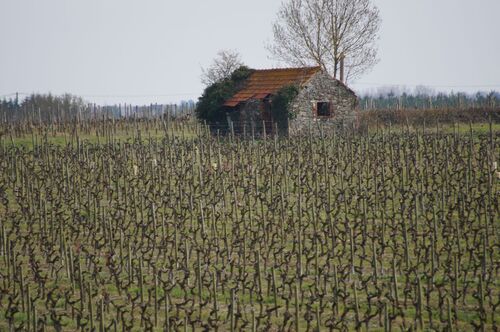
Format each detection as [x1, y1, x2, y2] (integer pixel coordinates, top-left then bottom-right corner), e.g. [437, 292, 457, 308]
[289, 72, 358, 135]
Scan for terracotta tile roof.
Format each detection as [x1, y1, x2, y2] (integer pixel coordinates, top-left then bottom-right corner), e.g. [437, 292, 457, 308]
[224, 66, 321, 107]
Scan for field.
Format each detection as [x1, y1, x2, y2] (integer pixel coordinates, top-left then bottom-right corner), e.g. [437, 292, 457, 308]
[0, 119, 499, 331]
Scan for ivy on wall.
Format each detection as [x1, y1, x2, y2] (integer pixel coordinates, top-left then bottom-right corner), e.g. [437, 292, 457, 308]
[270, 85, 299, 134]
[195, 66, 254, 125]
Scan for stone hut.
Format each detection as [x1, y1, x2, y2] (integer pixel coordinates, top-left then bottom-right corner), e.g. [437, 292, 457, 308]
[223, 66, 357, 135]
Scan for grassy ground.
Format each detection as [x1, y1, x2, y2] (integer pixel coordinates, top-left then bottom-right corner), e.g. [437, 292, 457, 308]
[4, 121, 499, 149]
[1, 120, 200, 148]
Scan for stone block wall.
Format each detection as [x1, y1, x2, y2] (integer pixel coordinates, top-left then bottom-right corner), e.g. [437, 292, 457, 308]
[288, 71, 358, 135]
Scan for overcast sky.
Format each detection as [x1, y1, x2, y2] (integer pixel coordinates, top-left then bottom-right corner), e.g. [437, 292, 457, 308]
[1, 0, 499, 105]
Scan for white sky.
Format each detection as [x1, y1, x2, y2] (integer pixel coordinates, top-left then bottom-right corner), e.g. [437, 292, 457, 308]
[1, 0, 499, 105]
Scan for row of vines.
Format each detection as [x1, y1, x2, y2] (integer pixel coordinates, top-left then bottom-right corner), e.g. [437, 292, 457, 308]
[0, 122, 498, 331]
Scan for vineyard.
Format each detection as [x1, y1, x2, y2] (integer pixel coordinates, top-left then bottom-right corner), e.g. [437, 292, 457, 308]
[0, 119, 499, 331]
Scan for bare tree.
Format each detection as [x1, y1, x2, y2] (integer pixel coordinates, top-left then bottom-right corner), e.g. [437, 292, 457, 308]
[267, 0, 381, 82]
[201, 49, 244, 86]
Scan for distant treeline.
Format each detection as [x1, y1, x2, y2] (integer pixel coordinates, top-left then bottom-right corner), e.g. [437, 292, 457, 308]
[0, 93, 196, 124]
[358, 89, 499, 110]
[3, 91, 499, 126]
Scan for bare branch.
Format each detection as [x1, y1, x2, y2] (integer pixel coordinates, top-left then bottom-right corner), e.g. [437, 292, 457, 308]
[201, 50, 244, 86]
[267, 0, 381, 82]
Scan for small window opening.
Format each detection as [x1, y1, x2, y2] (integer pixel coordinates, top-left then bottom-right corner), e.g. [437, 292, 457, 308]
[316, 102, 331, 117]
